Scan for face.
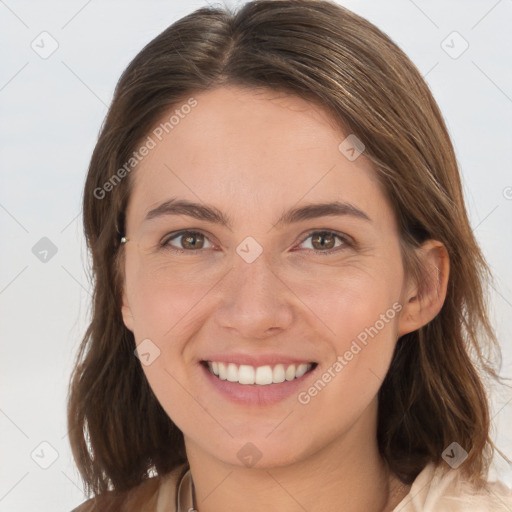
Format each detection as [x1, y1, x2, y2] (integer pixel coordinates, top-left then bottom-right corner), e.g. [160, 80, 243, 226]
[121, 85, 413, 468]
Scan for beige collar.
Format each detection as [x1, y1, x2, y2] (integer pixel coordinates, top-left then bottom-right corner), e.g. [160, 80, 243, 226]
[176, 468, 195, 511]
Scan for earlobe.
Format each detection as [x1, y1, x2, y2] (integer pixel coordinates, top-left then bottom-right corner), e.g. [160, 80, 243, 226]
[121, 289, 134, 332]
[397, 240, 450, 338]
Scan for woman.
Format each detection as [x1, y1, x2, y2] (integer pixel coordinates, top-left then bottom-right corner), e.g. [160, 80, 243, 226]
[68, 1, 512, 510]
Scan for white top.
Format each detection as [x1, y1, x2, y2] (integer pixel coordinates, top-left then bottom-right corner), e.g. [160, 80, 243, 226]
[390, 462, 512, 511]
[73, 461, 512, 511]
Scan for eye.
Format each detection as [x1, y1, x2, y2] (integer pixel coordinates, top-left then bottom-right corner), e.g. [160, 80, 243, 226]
[161, 231, 214, 252]
[296, 230, 351, 253]
[160, 229, 352, 255]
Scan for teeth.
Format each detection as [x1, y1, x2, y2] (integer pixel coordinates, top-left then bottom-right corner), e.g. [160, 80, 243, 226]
[285, 365, 296, 381]
[226, 363, 238, 382]
[295, 363, 308, 378]
[218, 362, 227, 380]
[272, 364, 286, 383]
[206, 361, 313, 385]
[239, 365, 255, 384]
[255, 366, 273, 385]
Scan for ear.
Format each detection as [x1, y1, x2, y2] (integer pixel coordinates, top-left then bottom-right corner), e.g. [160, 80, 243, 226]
[397, 239, 450, 338]
[121, 287, 134, 332]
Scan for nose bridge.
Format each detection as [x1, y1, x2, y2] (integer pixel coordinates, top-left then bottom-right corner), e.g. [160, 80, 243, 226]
[234, 249, 278, 297]
[214, 250, 293, 337]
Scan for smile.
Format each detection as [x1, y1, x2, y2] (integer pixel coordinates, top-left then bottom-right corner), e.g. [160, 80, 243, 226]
[204, 361, 316, 385]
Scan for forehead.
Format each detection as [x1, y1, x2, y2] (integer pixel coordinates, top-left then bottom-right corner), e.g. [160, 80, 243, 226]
[125, 85, 393, 231]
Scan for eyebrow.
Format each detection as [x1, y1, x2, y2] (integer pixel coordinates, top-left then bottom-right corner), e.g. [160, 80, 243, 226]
[143, 198, 372, 228]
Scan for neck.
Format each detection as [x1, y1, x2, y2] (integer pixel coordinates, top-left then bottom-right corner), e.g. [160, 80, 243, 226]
[184, 401, 408, 512]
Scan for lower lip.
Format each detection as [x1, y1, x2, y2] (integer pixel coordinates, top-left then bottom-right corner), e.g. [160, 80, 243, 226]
[199, 363, 317, 406]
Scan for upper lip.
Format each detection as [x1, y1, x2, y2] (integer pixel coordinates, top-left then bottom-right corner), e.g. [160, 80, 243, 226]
[200, 353, 317, 367]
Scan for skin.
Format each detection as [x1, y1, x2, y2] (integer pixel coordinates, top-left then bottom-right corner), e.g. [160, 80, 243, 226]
[121, 85, 450, 512]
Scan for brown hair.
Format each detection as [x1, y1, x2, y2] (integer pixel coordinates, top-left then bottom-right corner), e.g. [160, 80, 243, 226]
[68, 0, 501, 497]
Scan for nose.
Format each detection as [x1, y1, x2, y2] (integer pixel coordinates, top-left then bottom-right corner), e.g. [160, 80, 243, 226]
[213, 253, 294, 340]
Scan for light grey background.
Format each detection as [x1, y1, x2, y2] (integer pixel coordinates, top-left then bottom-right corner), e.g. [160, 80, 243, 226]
[1, 0, 511, 510]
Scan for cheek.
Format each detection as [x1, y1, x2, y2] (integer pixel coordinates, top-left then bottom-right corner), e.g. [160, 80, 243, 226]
[140, 359, 203, 439]
[127, 250, 403, 355]
[127, 253, 404, 456]
[294, 267, 403, 418]
[331, 284, 401, 356]
[128, 266, 211, 429]
[293, 263, 403, 413]
[126, 257, 220, 342]
[291, 260, 402, 345]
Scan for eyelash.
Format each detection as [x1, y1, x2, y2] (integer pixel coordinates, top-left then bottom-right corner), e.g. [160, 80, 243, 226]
[159, 229, 353, 255]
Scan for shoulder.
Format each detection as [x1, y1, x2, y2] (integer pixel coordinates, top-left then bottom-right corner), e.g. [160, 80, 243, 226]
[70, 464, 188, 512]
[394, 462, 512, 511]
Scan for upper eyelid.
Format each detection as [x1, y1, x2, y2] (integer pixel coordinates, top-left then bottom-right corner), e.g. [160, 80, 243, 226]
[163, 229, 217, 247]
[295, 230, 353, 251]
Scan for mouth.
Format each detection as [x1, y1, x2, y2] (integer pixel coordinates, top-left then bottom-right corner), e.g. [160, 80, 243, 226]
[201, 360, 318, 386]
